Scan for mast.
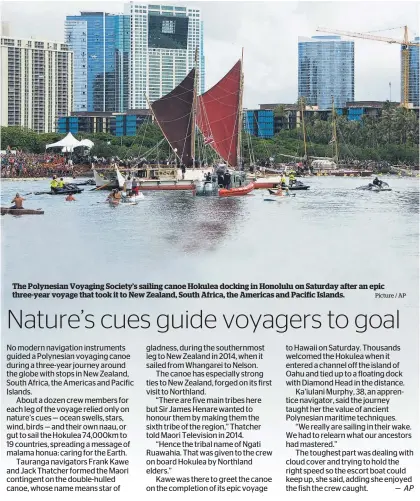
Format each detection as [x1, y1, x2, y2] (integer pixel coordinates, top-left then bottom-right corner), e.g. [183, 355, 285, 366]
[236, 48, 244, 168]
[300, 97, 307, 160]
[331, 96, 339, 162]
[191, 47, 198, 167]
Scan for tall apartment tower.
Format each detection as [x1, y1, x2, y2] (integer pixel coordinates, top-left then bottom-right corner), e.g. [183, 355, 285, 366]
[298, 35, 354, 110]
[402, 37, 419, 106]
[125, 2, 204, 109]
[0, 36, 73, 133]
[65, 12, 130, 113]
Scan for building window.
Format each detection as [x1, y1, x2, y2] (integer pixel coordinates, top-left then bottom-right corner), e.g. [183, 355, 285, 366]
[162, 19, 175, 34]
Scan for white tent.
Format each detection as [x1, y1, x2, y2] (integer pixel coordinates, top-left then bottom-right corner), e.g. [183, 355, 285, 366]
[46, 132, 81, 151]
[79, 138, 94, 149]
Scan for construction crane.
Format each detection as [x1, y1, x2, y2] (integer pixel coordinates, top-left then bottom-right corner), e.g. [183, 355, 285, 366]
[316, 26, 420, 108]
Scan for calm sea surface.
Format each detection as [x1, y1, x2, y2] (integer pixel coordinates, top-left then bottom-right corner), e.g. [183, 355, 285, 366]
[1, 176, 419, 310]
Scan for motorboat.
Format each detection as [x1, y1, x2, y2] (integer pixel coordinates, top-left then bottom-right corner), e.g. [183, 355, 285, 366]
[281, 180, 309, 191]
[34, 183, 84, 195]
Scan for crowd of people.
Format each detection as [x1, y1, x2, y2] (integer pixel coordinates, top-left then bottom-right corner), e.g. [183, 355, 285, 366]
[0, 151, 90, 178]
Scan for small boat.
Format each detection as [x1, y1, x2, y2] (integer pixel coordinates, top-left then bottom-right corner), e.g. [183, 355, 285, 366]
[122, 192, 145, 202]
[1, 207, 44, 215]
[219, 181, 254, 197]
[282, 180, 309, 191]
[34, 184, 83, 195]
[194, 174, 219, 196]
[357, 182, 391, 192]
[267, 189, 296, 197]
[93, 168, 118, 190]
[109, 199, 139, 207]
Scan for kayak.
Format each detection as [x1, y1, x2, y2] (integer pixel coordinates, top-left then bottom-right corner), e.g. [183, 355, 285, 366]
[1, 207, 44, 215]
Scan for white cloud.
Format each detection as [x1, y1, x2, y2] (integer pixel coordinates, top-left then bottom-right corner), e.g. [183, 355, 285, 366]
[2, 0, 418, 108]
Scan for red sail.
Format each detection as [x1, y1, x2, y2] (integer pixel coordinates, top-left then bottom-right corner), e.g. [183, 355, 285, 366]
[197, 61, 241, 167]
[151, 69, 195, 166]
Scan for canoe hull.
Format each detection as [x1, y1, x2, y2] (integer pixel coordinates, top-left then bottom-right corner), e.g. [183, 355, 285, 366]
[253, 181, 278, 189]
[1, 208, 44, 215]
[219, 182, 254, 197]
[137, 181, 196, 191]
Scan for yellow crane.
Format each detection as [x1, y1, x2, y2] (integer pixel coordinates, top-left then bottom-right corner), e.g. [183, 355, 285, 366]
[316, 26, 420, 108]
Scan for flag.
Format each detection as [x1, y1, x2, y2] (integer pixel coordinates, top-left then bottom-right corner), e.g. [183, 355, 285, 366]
[204, 135, 214, 145]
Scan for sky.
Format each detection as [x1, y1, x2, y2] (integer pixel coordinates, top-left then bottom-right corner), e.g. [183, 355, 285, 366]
[1, 0, 419, 108]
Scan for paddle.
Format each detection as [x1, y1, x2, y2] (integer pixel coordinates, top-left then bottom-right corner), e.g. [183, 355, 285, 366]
[92, 182, 112, 191]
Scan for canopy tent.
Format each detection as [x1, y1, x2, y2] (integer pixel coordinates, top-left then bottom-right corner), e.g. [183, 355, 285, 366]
[79, 138, 94, 149]
[46, 132, 81, 152]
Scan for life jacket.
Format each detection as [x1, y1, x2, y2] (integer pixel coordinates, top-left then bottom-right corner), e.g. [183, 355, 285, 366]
[57, 180, 65, 188]
[51, 180, 58, 188]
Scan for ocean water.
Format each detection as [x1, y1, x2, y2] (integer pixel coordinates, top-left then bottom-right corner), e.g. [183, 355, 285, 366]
[1, 176, 418, 298]
[1, 175, 419, 499]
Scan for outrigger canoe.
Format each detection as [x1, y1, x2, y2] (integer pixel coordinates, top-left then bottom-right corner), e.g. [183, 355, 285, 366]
[1, 207, 44, 215]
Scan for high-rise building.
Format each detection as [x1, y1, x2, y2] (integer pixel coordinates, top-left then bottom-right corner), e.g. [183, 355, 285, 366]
[125, 3, 204, 109]
[298, 35, 354, 110]
[402, 37, 419, 106]
[65, 12, 130, 113]
[0, 36, 73, 133]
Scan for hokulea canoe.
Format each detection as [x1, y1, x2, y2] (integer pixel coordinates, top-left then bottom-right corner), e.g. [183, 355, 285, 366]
[1, 208, 44, 215]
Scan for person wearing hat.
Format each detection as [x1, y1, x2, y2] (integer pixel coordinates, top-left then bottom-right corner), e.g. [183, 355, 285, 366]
[10, 193, 25, 209]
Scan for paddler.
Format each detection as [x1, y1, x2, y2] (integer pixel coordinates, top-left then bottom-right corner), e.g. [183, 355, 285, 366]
[107, 189, 121, 204]
[274, 184, 283, 196]
[10, 193, 24, 209]
[50, 175, 58, 192]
